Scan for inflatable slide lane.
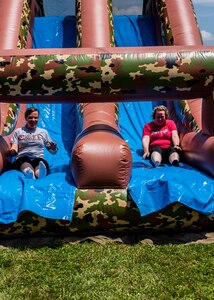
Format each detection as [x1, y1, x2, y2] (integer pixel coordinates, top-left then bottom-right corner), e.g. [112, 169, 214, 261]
[0, 0, 213, 237]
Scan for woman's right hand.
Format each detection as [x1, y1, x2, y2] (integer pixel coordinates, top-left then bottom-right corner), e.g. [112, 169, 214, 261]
[142, 136, 150, 160]
[143, 151, 150, 159]
[10, 149, 18, 157]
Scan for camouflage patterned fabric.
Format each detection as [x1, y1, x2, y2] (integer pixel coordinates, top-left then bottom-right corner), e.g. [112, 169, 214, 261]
[0, 50, 213, 100]
[174, 100, 201, 133]
[1, 104, 20, 136]
[0, 190, 213, 237]
[76, 0, 82, 48]
[107, 0, 115, 47]
[157, 0, 174, 45]
[17, 0, 32, 49]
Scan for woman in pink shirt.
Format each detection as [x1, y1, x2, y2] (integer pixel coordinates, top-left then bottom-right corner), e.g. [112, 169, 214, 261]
[142, 105, 182, 167]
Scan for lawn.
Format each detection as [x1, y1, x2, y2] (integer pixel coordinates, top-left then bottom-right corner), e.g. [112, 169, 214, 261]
[0, 236, 213, 300]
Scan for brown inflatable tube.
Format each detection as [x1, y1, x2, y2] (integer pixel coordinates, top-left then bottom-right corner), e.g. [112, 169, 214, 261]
[181, 132, 214, 177]
[163, 0, 203, 128]
[0, 0, 24, 49]
[0, 103, 26, 173]
[72, 131, 132, 188]
[0, 0, 26, 173]
[202, 94, 214, 136]
[164, 0, 214, 176]
[71, 0, 132, 188]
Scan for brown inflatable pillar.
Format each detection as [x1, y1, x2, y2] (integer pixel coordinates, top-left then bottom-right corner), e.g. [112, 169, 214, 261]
[202, 94, 214, 136]
[165, 0, 202, 45]
[71, 0, 132, 188]
[165, 0, 203, 129]
[0, 0, 25, 49]
[165, 0, 214, 176]
[0, 0, 26, 172]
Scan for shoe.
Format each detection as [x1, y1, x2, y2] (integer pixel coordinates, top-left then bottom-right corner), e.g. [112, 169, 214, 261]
[38, 161, 47, 179]
[154, 161, 161, 167]
[172, 160, 179, 167]
[25, 167, 35, 179]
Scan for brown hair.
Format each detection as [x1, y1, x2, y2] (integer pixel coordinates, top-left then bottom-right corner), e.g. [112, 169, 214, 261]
[24, 107, 39, 120]
[152, 105, 169, 120]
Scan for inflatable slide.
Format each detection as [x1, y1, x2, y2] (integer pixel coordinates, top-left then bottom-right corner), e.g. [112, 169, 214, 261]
[0, 0, 213, 236]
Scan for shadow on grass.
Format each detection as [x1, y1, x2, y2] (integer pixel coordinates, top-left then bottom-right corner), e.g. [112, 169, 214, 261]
[0, 231, 213, 249]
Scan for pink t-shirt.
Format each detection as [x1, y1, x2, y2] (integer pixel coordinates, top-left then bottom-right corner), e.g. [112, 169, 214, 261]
[143, 119, 177, 149]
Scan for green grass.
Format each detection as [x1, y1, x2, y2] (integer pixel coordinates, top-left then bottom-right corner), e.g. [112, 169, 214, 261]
[0, 242, 213, 300]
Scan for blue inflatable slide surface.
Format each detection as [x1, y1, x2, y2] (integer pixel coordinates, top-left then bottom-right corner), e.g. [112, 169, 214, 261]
[0, 15, 213, 224]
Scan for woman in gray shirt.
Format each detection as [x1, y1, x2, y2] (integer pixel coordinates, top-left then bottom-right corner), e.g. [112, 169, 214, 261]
[10, 107, 58, 179]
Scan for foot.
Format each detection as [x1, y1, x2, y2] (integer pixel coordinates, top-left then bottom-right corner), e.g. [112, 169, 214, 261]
[38, 161, 47, 179]
[25, 167, 35, 179]
[172, 160, 179, 167]
[154, 161, 163, 167]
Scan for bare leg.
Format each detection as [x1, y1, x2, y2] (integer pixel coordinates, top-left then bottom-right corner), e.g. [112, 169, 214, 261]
[169, 152, 180, 166]
[35, 161, 47, 179]
[20, 162, 35, 179]
[20, 162, 34, 174]
[151, 151, 162, 167]
[35, 166, 39, 179]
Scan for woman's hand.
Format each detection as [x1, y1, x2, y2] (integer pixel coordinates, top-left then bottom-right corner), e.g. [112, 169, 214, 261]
[174, 145, 182, 151]
[142, 136, 150, 159]
[49, 142, 57, 150]
[9, 149, 18, 157]
[48, 142, 58, 154]
[9, 144, 18, 157]
[143, 151, 150, 159]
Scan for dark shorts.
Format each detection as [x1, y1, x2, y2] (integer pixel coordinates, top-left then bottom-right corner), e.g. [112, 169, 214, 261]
[150, 146, 178, 163]
[11, 156, 49, 172]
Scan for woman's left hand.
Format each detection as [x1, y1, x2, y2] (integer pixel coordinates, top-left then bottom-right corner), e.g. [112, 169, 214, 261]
[174, 145, 182, 151]
[49, 142, 57, 150]
[48, 142, 58, 154]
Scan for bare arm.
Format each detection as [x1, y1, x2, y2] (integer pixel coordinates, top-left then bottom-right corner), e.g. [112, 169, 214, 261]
[172, 130, 182, 151]
[142, 135, 150, 159]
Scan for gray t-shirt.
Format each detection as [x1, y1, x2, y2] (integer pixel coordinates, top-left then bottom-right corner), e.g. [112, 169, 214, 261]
[11, 126, 54, 160]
